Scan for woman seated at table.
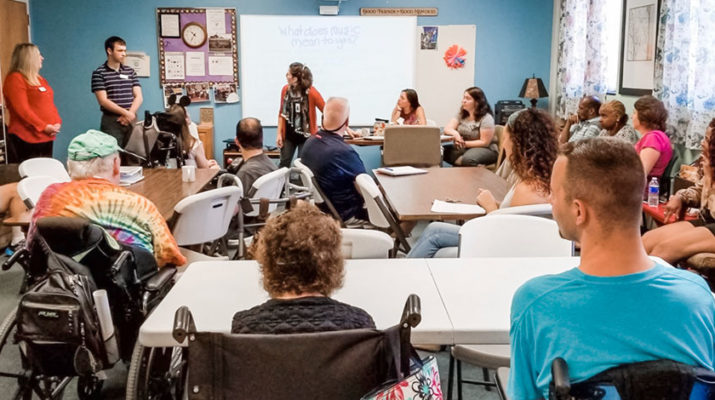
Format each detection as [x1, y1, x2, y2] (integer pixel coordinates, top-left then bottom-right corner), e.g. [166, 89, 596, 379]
[408, 108, 558, 258]
[390, 88, 426, 126]
[598, 100, 640, 144]
[633, 95, 672, 180]
[443, 86, 498, 166]
[167, 95, 219, 169]
[643, 118, 715, 263]
[232, 202, 375, 334]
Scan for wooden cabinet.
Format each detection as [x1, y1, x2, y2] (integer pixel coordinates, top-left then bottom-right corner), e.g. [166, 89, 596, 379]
[197, 123, 213, 160]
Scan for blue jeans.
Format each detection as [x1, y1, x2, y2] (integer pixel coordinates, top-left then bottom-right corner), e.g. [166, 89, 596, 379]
[407, 222, 459, 258]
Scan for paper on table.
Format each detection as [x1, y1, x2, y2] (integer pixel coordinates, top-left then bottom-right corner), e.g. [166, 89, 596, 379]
[431, 200, 485, 215]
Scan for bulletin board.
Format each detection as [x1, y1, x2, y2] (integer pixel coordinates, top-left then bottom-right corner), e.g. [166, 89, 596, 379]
[156, 8, 238, 88]
[415, 25, 476, 126]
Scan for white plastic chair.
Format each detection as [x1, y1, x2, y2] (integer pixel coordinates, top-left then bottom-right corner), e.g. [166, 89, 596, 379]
[489, 203, 553, 218]
[292, 158, 344, 224]
[245, 167, 290, 217]
[354, 173, 410, 253]
[171, 186, 242, 247]
[458, 214, 571, 258]
[425, 119, 438, 127]
[18, 158, 71, 182]
[16, 175, 63, 208]
[341, 229, 393, 259]
[449, 214, 572, 398]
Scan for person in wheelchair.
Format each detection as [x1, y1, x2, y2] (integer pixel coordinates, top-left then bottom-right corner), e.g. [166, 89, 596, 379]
[28, 129, 186, 267]
[508, 138, 715, 400]
[232, 202, 375, 333]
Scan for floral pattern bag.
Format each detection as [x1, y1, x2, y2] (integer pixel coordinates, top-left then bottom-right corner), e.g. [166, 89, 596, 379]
[361, 355, 443, 400]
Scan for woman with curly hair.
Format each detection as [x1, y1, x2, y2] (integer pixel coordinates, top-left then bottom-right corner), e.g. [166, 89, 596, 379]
[408, 108, 558, 258]
[443, 86, 498, 166]
[643, 118, 715, 263]
[231, 202, 375, 334]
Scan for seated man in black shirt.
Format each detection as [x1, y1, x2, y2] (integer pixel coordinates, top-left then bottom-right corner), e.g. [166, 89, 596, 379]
[228, 117, 277, 195]
[232, 202, 375, 334]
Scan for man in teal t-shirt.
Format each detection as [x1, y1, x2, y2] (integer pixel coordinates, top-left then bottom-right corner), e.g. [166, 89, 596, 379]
[507, 137, 715, 400]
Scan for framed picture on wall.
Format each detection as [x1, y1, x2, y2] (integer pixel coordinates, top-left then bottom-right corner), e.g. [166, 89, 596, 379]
[160, 13, 181, 38]
[618, 0, 660, 96]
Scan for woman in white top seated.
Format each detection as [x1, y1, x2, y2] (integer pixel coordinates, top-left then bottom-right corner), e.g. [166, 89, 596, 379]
[167, 95, 219, 169]
[407, 108, 558, 258]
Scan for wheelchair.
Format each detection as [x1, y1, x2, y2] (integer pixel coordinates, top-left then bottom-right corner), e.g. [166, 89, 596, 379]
[0, 217, 177, 399]
[171, 294, 422, 399]
[550, 357, 715, 400]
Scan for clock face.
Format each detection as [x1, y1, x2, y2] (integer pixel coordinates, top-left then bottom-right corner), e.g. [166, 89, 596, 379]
[182, 23, 207, 48]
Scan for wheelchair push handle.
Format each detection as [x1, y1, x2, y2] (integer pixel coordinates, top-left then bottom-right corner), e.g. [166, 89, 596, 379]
[2, 247, 28, 271]
[550, 357, 571, 400]
[400, 294, 421, 328]
[173, 306, 197, 344]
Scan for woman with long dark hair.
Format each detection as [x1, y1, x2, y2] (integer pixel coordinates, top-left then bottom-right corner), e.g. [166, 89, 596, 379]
[390, 88, 426, 125]
[408, 108, 558, 258]
[443, 86, 497, 166]
[276, 62, 325, 168]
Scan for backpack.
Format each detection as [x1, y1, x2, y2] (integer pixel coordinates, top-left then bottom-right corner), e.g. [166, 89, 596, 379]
[15, 238, 108, 377]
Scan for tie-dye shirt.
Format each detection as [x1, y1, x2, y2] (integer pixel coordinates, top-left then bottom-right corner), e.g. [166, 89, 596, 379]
[30, 178, 186, 267]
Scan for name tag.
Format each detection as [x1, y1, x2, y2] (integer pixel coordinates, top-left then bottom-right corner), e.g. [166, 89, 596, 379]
[119, 74, 129, 80]
[38, 86, 47, 92]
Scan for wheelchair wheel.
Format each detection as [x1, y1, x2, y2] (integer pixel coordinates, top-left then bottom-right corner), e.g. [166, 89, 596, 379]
[0, 306, 71, 400]
[126, 341, 187, 400]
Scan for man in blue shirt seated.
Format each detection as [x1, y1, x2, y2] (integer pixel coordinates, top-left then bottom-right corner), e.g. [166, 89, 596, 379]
[508, 137, 715, 400]
[301, 97, 367, 222]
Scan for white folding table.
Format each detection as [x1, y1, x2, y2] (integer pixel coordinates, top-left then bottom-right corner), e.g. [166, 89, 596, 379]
[139, 258, 453, 347]
[427, 256, 581, 344]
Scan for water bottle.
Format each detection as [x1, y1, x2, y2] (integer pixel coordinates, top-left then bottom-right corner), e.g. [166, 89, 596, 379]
[648, 177, 659, 207]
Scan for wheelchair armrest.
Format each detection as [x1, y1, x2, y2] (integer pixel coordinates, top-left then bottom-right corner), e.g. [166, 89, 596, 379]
[173, 305, 196, 344]
[145, 266, 177, 293]
[400, 294, 421, 328]
[550, 357, 571, 400]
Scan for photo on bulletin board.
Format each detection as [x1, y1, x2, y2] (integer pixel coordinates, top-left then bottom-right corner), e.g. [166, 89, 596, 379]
[186, 82, 211, 103]
[156, 8, 238, 88]
[214, 83, 239, 103]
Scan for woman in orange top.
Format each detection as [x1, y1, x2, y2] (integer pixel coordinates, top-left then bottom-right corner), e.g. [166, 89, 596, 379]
[277, 62, 325, 168]
[3, 43, 61, 162]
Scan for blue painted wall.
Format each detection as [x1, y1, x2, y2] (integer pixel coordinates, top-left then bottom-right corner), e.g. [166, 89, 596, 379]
[30, 0, 553, 169]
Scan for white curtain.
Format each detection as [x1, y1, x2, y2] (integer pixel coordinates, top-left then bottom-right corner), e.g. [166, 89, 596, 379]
[654, 0, 715, 148]
[554, 0, 609, 118]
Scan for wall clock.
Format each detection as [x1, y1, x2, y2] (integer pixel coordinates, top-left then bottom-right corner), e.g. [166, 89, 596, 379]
[182, 22, 207, 48]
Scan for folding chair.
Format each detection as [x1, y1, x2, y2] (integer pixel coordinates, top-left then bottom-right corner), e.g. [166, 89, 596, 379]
[170, 186, 243, 258]
[448, 214, 573, 399]
[18, 157, 71, 182]
[485, 125, 506, 172]
[354, 173, 411, 254]
[292, 158, 344, 225]
[382, 126, 442, 167]
[341, 228, 394, 259]
[171, 294, 422, 400]
[16, 175, 63, 208]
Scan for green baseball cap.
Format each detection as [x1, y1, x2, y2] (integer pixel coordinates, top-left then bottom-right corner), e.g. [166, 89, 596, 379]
[68, 129, 121, 161]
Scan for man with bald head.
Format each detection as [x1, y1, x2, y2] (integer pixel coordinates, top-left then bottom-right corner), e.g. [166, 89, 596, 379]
[301, 97, 367, 222]
[559, 95, 602, 143]
[230, 117, 277, 195]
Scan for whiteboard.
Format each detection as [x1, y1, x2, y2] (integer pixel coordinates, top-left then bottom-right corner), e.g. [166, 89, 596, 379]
[240, 15, 416, 126]
[415, 25, 476, 127]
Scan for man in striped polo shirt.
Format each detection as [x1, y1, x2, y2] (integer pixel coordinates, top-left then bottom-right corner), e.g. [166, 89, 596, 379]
[91, 36, 143, 147]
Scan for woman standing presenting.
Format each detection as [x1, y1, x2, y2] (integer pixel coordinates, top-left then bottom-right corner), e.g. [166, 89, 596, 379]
[3, 43, 61, 162]
[443, 86, 497, 166]
[390, 88, 426, 125]
[277, 62, 325, 168]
